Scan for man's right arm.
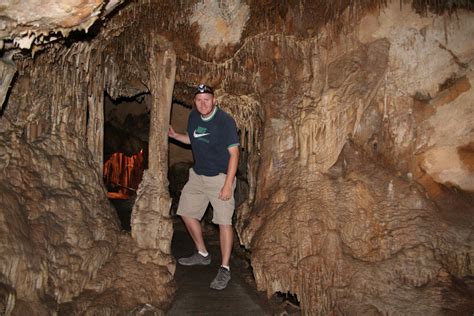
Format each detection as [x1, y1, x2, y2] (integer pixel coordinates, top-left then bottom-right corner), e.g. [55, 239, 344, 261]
[168, 126, 191, 144]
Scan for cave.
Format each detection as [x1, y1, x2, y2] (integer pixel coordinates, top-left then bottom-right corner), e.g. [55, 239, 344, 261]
[103, 92, 150, 231]
[1, 0, 473, 315]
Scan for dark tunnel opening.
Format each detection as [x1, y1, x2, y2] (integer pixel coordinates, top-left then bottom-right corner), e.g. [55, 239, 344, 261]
[103, 91, 150, 231]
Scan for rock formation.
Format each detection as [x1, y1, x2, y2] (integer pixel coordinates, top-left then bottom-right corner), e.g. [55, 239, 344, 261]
[0, 0, 124, 49]
[0, 0, 473, 314]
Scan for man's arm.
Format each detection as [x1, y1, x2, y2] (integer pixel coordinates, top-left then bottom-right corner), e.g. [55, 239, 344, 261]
[169, 126, 191, 144]
[219, 146, 239, 200]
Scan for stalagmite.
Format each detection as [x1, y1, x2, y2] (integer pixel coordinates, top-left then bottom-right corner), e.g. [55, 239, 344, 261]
[131, 38, 177, 273]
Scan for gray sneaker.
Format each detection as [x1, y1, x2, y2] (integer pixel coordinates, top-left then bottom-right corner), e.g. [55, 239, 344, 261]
[210, 267, 231, 290]
[178, 252, 211, 266]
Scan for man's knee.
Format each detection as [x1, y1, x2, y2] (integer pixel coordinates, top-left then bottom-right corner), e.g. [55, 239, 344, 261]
[218, 223, 233, 229]
[180, 214, 200, 222]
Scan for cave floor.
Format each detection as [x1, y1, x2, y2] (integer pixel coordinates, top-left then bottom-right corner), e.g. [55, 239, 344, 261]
[167, 218, 275, 315]
[110, 199, 299, 315]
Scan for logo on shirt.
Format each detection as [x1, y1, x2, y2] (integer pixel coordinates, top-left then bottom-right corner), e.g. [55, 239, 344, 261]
[193, 126, 210, 143]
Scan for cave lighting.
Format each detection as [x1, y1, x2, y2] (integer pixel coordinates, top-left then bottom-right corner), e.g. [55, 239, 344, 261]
[103, 149, 144, 199]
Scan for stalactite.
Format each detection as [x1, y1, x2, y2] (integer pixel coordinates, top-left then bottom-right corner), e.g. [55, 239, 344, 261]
[0, 58, 16, 111]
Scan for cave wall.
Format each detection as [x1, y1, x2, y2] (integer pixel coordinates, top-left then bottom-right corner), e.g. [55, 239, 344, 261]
[167, 1, 473, 314]
[233, 3, 474, 314]
[0, 3, 177, 313]
[169, 104, 193, 166]
[353, 3, 474, 194]
[0, 0, 473, 314]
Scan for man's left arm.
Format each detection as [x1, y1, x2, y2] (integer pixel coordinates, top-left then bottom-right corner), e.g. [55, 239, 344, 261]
[219, 146, 239, 201]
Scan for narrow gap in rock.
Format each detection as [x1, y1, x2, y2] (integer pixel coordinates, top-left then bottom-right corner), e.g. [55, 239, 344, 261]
[103, 91, 150, 231]
[168, 100, 193, 217]
[271, 292, 301, 315]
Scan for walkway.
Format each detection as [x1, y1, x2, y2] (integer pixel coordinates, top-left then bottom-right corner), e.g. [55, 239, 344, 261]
[167, 219, 273, 315]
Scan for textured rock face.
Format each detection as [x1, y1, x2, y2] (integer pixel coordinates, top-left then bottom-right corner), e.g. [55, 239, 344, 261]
[0, 59, 15, 108]
[354, 2, 474, 194]
[58, 235, 175, 315]
[0, 0, 124, 48]
[189, 0, 250, 54]
[0, 2, 177, 313]
[244, 143, 473, 314]
[416, 76, 473, 191]
[169, 104, 193, 166]
[233, 4, 474, 314]
[0, 129, 119, 310]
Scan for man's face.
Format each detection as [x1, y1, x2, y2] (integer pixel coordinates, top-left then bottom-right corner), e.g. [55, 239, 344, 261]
[194, 93, 216, 117]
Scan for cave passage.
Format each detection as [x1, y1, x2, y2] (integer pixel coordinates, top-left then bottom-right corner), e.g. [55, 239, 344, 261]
[103, 92, 150, 230]
[166, 98, 273, 313]
[168, 218, 275, 314]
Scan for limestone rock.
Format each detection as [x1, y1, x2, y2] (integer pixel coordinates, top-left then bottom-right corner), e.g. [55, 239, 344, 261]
[417, 72, 474, 192]
[58, 235, 174, 315]
[131, 171, 175, 273]
[0, 129, 119, 311]
[0, 1, 178, 312]
[0, 0, 124, 48]
[246, 143, 473, 314]
[233, 3, 474, 314]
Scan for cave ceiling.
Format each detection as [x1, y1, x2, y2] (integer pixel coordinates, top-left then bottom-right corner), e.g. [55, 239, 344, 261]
[0, 0, 124, 49]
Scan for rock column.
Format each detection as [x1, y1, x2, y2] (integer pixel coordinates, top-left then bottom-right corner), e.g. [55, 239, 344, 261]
[131, 38, 176, 274]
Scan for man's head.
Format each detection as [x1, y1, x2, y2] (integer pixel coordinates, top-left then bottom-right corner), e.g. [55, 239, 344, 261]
[194, 84, 216, 118]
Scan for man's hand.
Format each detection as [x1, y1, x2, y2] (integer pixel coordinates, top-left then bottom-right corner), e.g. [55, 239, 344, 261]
[219, 184, 233, 201]
[168, 126, 177, 139]
[168, 126, 191, 144]
[219, 146, 239, 201]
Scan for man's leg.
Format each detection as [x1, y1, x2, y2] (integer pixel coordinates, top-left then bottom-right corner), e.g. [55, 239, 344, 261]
[219, 224, 233, 267]
[209, 224, 233, 290]
[181, 215, 207, 253]
[176, 169, 211, 265]
[208, 173, 235, 289]
[178, 215, 211, 266]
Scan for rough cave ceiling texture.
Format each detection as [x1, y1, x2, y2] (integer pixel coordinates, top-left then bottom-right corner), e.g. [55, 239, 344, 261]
[0, 0, 124, 48]
[0, 0, 473, 314]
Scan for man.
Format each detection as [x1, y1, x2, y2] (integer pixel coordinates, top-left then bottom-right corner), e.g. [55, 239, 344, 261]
[168, 83, 239, 290]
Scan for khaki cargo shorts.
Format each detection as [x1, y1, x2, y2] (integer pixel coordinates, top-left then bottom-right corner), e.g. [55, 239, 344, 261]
[177, 168, 236, 225]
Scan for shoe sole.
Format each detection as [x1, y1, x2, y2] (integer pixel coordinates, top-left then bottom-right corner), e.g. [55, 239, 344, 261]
[178, 260, 211, 266]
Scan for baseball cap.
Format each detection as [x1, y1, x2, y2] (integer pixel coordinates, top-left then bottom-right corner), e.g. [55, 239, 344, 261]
[194, 83, 214, 95]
